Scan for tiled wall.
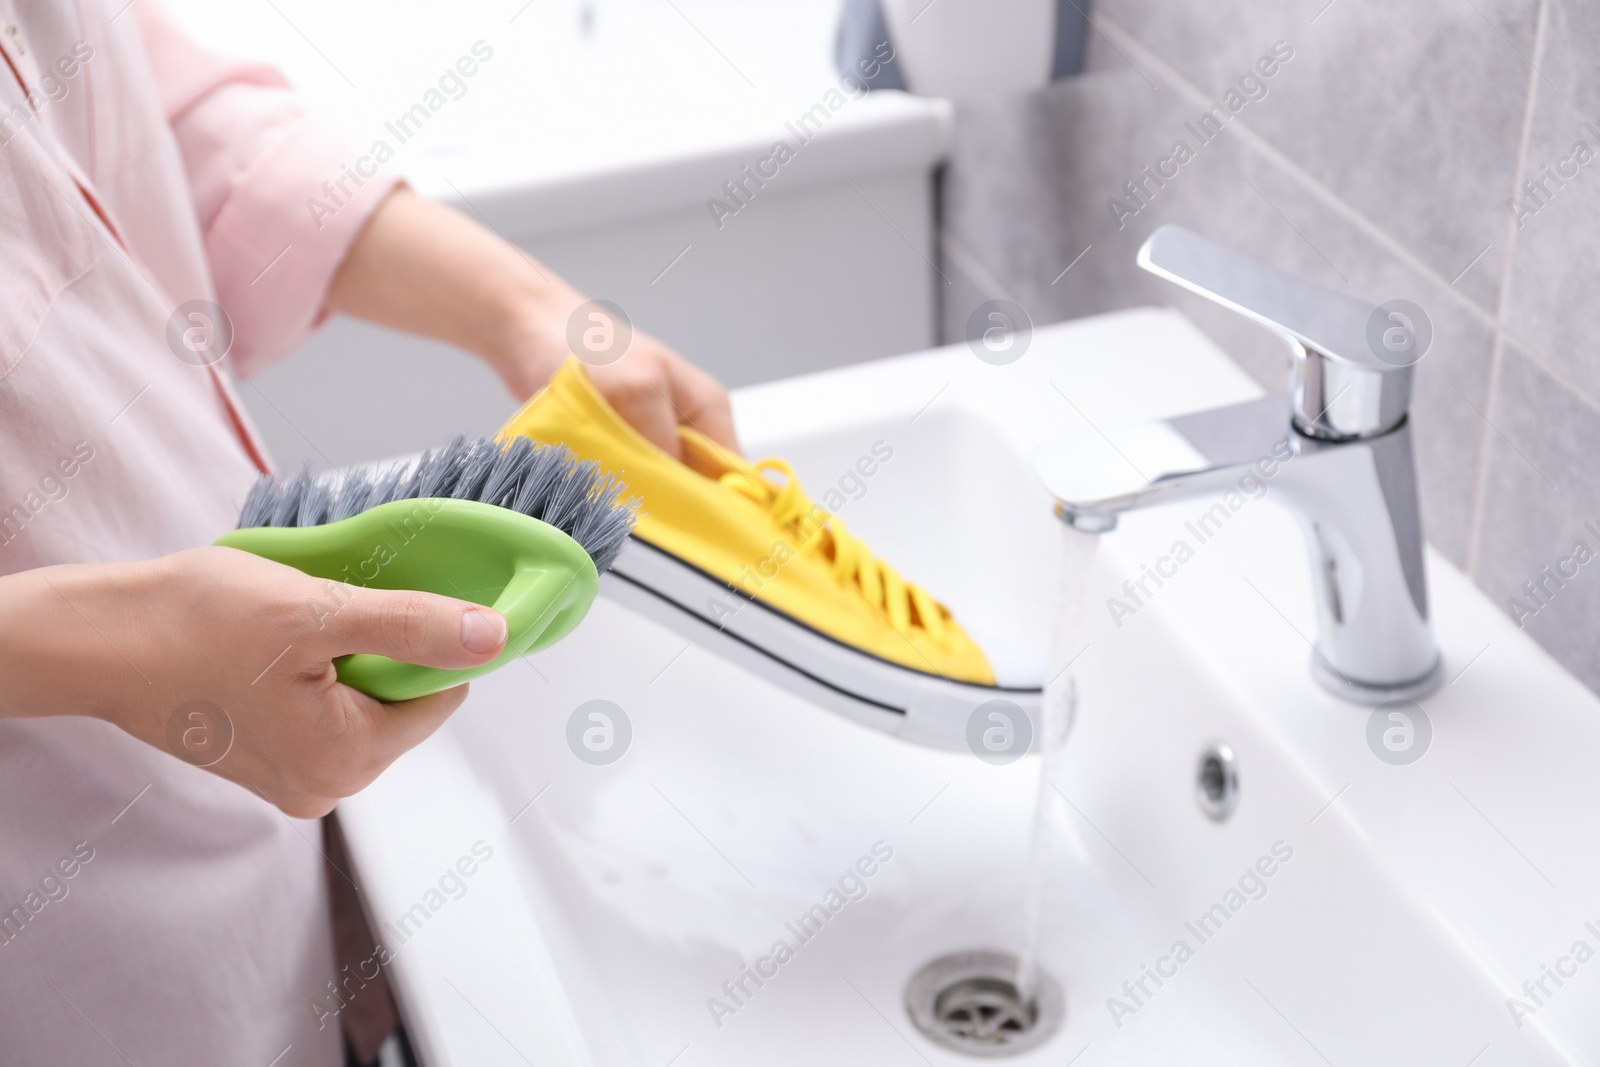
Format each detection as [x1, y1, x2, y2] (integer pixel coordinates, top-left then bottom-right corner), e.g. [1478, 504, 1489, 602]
[937, 0, 1600, 693]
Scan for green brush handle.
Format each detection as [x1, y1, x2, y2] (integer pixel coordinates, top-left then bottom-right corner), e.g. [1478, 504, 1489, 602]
[215, 498, 599, 702]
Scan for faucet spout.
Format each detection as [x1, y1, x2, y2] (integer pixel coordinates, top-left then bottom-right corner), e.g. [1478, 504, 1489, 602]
[1035, 394, 1439, 702]
[1035, 227, 1442, 704]
[1037, 394, 1292, 532]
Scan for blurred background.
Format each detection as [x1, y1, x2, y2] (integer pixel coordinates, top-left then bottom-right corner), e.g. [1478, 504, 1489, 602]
[166, 0, 957, 462]
[167, 0, 1600, 694]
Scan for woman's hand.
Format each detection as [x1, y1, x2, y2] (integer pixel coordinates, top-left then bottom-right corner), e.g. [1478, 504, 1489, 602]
[325, 187, 740, 459]
[492, 304, 740, 457]
[0, 546, 508, 818]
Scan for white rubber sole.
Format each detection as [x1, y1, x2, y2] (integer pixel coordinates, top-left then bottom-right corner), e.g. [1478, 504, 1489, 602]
[600, 538, 1042, 750]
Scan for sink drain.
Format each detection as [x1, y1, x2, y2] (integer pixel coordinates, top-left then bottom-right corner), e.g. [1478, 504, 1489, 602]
[905, 950, 1064, 1057]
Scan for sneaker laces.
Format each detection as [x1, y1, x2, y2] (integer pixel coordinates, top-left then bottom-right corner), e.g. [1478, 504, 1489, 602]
[718, 456, 950, 644]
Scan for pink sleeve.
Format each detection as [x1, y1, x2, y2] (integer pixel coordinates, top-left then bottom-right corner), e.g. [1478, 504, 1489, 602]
[133, 6, 402, 378]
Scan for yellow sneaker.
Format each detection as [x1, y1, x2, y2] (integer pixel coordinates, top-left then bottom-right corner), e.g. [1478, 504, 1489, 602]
[499, 358, 997, 688]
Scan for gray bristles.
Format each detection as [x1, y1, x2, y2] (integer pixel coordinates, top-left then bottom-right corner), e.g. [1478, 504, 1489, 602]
[451, 440, 499, 503]
[235, 436, 639, 572]
[481, 436, 534, 507]
[270, 470, 310, 528]
[298, 478, 333, 528]
[238, 477, 280, 529]
[366, 465, 410, 510]
[417, 435, 470, 498]
[329, 469, 374, 522]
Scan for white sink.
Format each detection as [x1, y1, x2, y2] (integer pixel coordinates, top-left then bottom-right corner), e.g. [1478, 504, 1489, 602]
[339, 308, 1600, 1065]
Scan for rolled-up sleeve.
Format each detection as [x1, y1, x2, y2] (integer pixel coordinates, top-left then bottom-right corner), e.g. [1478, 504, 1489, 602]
[133, 7, 401, 378]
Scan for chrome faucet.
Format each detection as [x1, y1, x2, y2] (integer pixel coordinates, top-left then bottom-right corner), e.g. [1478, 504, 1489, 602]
[1033, 225, 1441, 703]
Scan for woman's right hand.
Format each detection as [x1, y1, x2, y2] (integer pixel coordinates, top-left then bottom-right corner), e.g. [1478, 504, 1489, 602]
[0, 545, 509, 817]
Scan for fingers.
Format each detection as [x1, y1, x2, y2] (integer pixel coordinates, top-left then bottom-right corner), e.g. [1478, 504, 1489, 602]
[591, 360, 682, 457]
[361, 683, 471, 769]
[669, 356, 742, 454]
[586, 341, 740, 459]
[259, 684, 471, 818]
[315, 586, 507, 668]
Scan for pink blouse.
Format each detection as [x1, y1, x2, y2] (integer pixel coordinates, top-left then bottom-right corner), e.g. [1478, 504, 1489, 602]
[0, 2, 399, 1063]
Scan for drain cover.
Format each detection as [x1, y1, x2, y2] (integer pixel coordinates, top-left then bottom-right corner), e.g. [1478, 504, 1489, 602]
[905, 950, 1064, 1057]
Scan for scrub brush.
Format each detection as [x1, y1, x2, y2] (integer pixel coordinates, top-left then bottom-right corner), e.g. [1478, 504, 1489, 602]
[216, 434, 638, 702]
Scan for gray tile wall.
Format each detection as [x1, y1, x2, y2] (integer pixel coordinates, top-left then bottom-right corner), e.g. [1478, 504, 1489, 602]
[937, 0, 1600, 691]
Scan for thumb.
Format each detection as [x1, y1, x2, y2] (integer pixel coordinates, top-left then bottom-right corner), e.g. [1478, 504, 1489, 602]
[318, 586, 507, 669]
[360, 683, 472, 769]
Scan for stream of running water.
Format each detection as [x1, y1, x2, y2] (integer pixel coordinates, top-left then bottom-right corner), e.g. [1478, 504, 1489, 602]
[1014, 527, 1100, 1006]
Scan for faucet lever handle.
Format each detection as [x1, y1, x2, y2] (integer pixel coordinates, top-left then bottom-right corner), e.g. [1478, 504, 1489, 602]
[1137, 225, 1415, 440]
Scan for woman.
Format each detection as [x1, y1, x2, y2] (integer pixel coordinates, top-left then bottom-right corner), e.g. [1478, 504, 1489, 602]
[0, 3, 736, 1063]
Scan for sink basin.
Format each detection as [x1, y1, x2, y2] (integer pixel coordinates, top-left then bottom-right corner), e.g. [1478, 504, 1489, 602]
[338, 308, 1600, 1065]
